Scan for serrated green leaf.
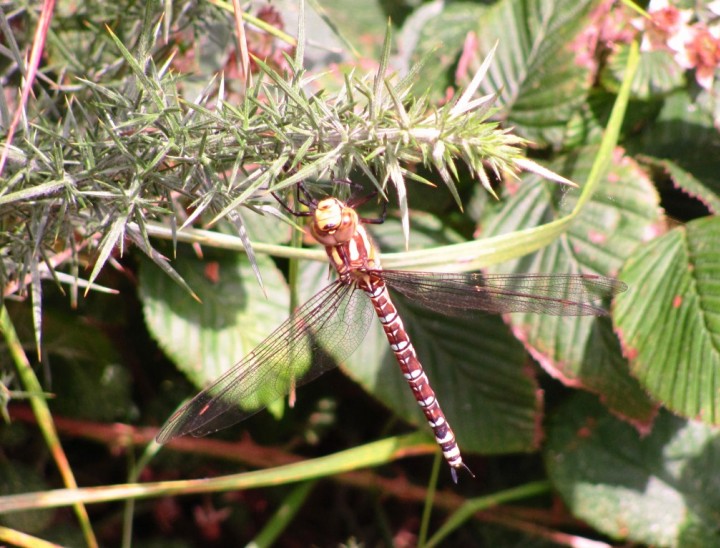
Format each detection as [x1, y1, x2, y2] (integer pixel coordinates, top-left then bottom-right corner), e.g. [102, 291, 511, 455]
[646, 156, 720, 215]
[483, 146, 661, 423]
[615, 216, 720, 424]
[603, 46, 685, 98]
[468, 0, 595, 146]
[139, 251, 290, 388]
[370, 210, 465, 251]
[629, 90, 720, 196]
[545, 393, 720, 546]
[404, 3, 487, 100]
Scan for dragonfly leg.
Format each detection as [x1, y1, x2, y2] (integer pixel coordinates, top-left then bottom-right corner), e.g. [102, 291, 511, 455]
[357, 198, 387, 225]
[272, 189, 314, 217]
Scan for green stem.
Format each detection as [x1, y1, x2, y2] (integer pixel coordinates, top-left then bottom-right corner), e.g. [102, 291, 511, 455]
[418, 450, 442, 547]
[425, 480, 552, 548]
[0, 431, 434, 512]
[246, 481, 315, 548]
[0, 304, 98, 547]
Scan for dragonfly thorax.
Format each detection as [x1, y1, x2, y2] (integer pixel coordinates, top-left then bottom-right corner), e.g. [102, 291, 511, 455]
[308, 197, 381, 279]
[310, 197, 359, 246]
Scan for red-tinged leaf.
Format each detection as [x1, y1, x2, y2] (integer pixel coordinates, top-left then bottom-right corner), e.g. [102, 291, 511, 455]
[483, 146, 662, 425]
[615, 216, 720, 424]
[630, 90, 720, 203]
[546, 393, 720, 546]
[649, 157, 720, 215]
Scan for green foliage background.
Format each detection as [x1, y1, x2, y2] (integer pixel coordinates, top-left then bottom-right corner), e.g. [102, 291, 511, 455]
[2, 0, 720, 546]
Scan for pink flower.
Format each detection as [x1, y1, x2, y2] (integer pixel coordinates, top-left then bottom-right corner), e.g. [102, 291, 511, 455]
[681, 24, 720, 89]
[635, 0, 720, 89]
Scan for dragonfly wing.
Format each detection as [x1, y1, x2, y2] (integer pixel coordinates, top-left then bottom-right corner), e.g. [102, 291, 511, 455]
[156, 280, 374, 443]
[381, 271, 627, 317]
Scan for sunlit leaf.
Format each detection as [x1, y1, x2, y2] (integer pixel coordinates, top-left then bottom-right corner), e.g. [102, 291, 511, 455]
[403, 2, 487, 100]
[615, 216, 720, 424]
[603, 46, 685, 98]
[546, 393, 720, 546]
[467, 0, 595, 146]
[483, 146, 662, 424]
[139, 250, 290, 388]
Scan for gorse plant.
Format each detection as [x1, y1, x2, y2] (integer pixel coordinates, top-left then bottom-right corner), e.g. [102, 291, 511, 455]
[2, 6, 549, 328]
[1, 3, 562, 545]
[2, 0, 720, 546]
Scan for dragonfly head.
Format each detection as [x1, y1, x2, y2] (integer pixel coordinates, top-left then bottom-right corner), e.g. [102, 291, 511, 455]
[310, 198, 359, 246]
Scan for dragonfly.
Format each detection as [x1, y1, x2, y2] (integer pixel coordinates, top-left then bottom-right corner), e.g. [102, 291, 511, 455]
[156, 187, 627, 482]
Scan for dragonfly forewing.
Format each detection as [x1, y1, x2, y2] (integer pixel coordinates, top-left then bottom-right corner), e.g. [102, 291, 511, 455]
[381, 271, 627, 317]
[156, 280, 375, 443]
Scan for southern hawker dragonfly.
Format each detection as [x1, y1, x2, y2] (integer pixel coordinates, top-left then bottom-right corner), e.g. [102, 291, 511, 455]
[156, 190, 626, 482]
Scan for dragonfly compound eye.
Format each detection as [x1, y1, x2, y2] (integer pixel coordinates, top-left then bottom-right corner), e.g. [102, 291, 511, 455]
[311, 198, 358, 245]
[315, 198, 343, 230]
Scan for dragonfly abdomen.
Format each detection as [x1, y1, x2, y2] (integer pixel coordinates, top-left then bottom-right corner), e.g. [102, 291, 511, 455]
[363, 277, 468, 481]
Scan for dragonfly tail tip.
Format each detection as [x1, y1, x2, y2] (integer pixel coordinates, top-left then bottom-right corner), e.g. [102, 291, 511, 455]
[450, 462, 475, 483]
